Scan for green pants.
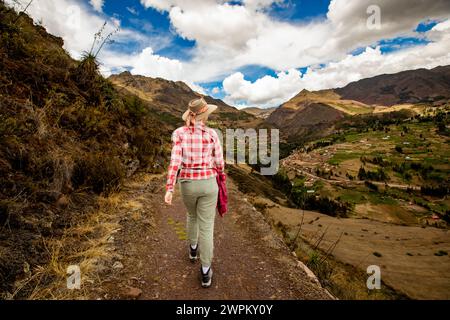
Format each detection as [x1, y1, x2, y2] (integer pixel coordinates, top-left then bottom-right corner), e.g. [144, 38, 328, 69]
[179, 177, 218, 267]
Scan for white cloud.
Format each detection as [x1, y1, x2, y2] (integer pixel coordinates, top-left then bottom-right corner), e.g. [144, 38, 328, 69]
[223, 69, 303, 108]
[89, 0, 104, 13]
[126, 6, 139, 16]
[186, 82, 207, 95]
[130, 47, 184, 80]
[243, 0, 284, 10]
[7, 0, 450, 108]
[223, 19, 450, 108]
[98, 47, 206, 94]
[139, 0, 450, 83]
[169, 3, 263, 50]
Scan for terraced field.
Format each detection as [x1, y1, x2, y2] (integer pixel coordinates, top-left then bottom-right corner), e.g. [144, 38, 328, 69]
[282, 116, 450, 226]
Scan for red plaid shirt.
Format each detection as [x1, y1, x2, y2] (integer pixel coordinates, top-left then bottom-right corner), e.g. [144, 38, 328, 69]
[166, 122, 225, 192]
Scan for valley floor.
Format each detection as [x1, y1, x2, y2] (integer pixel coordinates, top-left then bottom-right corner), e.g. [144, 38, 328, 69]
[255, 197, 450, 299]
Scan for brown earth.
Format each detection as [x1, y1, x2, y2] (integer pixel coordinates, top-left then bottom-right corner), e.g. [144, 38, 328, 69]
[83, 174, 333, 300]
[335, 65, 450, 106]
[258, 197, 450, 300]
[241, 107, 276, 119]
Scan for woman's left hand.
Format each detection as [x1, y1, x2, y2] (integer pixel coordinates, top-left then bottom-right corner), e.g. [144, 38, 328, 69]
[164, 191, 173, 205]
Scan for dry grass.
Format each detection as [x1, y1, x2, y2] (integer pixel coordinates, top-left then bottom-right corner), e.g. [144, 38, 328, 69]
[7, 193, 123, 300]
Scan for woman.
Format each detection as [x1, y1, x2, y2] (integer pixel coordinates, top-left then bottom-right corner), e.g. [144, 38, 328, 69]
[164, 97, 224, 288]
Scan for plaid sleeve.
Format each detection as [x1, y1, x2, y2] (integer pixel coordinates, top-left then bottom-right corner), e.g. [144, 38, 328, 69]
[166, 129, 182, 192]
[212, 129, 224, 172]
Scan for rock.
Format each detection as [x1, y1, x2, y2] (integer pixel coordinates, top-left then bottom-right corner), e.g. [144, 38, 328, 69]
[112, 261, 124, 269]
[56, 195, 69, 208]
[123, 287, 142, 299]
[126, 160, 140, 177]
[297, 261, 320, 284]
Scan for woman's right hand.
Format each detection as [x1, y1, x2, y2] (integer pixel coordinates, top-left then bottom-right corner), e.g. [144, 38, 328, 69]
[164, 191, 173, 205]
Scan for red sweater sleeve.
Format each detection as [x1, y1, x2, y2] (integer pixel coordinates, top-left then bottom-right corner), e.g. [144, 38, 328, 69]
[166, 129, 182, 192]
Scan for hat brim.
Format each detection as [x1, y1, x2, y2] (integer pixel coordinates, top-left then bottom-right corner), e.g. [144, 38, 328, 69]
[182, 104, 218, 121]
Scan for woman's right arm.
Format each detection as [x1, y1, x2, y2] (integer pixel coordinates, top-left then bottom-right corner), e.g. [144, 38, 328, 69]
[166, 130, 182, 193]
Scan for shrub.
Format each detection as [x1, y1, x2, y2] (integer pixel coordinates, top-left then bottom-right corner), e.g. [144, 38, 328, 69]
[364, 180, 379, 192]
[434, 250, 448, 257]
[395, 145, 403, 153]
[72, 153, 125, 194]
[290, 185, 350, 217]
[358, 167, 388, 181]
[421, 185, 449, 197]
[272, 169, 292, 194]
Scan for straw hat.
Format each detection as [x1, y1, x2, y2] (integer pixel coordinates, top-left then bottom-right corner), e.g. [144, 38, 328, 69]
[182, 97, 218, 123]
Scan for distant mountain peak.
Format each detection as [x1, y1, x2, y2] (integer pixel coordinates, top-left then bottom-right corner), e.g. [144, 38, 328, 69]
[266, 64, 450, 139]
[108, 72, 257, 126]
[335, 65, 450, 106]
[118, 70, 132, 77]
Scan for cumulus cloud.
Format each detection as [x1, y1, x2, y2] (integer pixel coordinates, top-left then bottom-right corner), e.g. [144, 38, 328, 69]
[223, 69, 303, 108]
[139, 0, 450, 83]
[130, 47, 184, 80]
[327, 0, 450, 49]
[169, 3, 262, 49]
[223, 19, 450, 108]
[8, 0, 450, 107]
[99, 48, 205, 94]
[243, 0, 284, 10]
[89, 0, 104, 13]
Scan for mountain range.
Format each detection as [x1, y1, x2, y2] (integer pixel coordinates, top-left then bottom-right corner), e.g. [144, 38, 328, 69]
[109, 71, 258, 129]
[266, 65, 450, 139]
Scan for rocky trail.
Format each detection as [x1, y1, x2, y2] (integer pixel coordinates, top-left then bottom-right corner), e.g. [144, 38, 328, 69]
[85, 173, 333, 300]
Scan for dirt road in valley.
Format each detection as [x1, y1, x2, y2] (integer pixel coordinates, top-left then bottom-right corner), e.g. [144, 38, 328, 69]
[290, 167, 421, 190]
[86, 173, 333, 300]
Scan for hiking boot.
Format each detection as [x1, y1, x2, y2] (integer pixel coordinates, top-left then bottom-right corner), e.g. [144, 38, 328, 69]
[189, 245, 198, 262]
[201, 267, 213, 288]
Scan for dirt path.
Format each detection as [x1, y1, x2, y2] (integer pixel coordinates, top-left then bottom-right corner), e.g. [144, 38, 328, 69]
[87, 173, 332, 300]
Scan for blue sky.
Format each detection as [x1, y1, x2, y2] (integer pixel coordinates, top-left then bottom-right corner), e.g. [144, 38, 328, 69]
[102, 0, 197, 59]
[11, 0, 450, 108]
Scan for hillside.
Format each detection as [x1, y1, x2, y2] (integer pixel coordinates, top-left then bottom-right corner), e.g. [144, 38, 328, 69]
[109, 72, 260, 129]
[336, 66, 450, 106]
[266, 89, 373, 140]
[0, 3, 169, 297]
[278, 107, 450, 299]
[231, 105, 450, 299]
[267, 66, 450, 140]
[241, 106, 276, 119]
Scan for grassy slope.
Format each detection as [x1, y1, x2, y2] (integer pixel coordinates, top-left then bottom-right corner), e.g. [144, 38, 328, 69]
[0, 3, 169, 297]
[109, 72, 261, 130]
